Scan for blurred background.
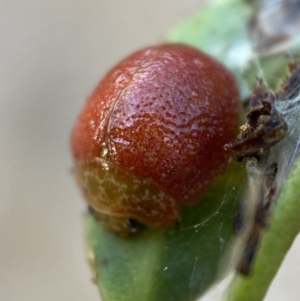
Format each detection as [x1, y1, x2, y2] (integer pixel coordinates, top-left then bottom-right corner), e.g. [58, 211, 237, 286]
[0, 1, 299, 300]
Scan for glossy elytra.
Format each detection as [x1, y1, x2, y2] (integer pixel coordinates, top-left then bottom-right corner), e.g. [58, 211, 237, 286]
[71, 43, 240, 235]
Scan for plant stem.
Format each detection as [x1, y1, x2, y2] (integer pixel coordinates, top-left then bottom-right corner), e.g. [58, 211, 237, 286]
[226, 157, 300, 301]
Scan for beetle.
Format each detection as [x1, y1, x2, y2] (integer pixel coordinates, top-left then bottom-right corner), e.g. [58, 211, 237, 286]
[71, 43, 240, 235]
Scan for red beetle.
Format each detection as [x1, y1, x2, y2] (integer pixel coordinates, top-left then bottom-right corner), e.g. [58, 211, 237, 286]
[71, 43, 240, 235]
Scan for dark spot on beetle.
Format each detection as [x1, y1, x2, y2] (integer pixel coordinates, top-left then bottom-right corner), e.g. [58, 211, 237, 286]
[127, 218, 144, 232]
[87, 205, 95, 215]
[174, 220, 181, 230]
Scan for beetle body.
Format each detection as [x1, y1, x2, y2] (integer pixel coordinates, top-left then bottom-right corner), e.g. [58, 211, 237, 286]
[71, 43, 240, 235]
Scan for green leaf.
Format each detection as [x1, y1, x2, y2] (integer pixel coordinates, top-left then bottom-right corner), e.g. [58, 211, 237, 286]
[85, 161, 245, 301]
